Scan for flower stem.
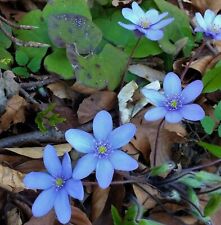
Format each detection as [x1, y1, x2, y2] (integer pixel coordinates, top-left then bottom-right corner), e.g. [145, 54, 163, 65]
[152, 119, 164, 167]
[119, 37, 141, 91]
[180, 40, 206, 82]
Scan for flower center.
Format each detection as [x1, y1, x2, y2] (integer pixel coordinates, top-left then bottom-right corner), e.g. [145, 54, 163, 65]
[98, 145, 107, 154]
[55, 178, 64, 188]
[139, 19, 150, 28]
[165, 95, 183, 111]
[95, 141, 112, 159]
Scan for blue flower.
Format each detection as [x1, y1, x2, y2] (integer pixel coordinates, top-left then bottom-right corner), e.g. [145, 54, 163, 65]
[118, 2, 174, 41]
[65, 110, 138, 189]
[194, 9, 221, 40]
[23, 145, 84, 224]
[141, 72, 205, 123]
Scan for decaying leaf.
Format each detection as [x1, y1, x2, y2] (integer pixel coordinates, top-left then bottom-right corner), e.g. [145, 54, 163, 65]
[6, 143, 72, 159]
[7, 207, 22, 225]
[191, 0, 221, 12]
[0, 95, 28, 133]
[47, 81, 70, 99]
[190, 55, 213, 74]
[77, 91, 117, 124]
[129, 64, 165, 82]
[71, 206, 92, 225]
[0, 164, 25, 192]
[91, 186, 110, 221]
[133, 184, 160, 209]
[118, 80, 160, 124]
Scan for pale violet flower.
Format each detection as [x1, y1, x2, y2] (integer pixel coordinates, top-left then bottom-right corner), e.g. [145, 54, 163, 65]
[65, 110, 138, 189]
[194, 9, 221, 40]
[118, 2, 174, 41]
[23, 145, 84, 224]
[142, 72, 205, 123]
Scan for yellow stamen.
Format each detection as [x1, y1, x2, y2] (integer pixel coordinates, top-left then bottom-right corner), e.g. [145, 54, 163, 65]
[98, 146, 107, 154]
[170, 100, 177, 108]
[56, 178, 63, 187]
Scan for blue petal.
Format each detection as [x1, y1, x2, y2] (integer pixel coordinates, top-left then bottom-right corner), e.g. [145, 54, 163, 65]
[122, 8, 139, 24]
[65, 129, 95, 153]
[65, 178, 84, 200]
[181, 104, 205, 121]
[163, 72, 182, 96]
[61, 153, 72, 180]
[54, 189, 71, 224]
[214, 33, 221, 40]
[145, 29, 164, 41]
[151, 18, 174, 30]
[213, 15, 221, 28]
[131, 2, 145, 17]
[107, 123, 136, 149]
[145, 9, 160, 24]
[118, 22, 137, 30]
[93, 110, 113, 141]
[141, 89, 166, 106]
[204, 9, 216, 26]
[155, 12, 169, 23]
[144, 107, 167, 121]
[195, 12, 207, 30]
[43, 145, 62, 177]
[182, 80, 203, 104]
[96, 159, 114, 189]
[32, 188, 56, 217]
[72, 153, 97, 179]
[109, 150, 138, 171]
[165, 111, 182, 123]
[24, 172, 53, 190]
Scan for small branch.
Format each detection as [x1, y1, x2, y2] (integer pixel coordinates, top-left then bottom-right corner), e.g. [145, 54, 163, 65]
[0, 15, 38, 30]
[198, 185, 221, 195]
[19, 88, 39, 105]
[0, 21, 50, 48]
[180, 40, 206, 81]
[83, 179, 137, 186]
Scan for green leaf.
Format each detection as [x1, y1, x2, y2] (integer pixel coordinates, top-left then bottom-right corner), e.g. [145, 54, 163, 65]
[12, 67, 29, 78]
[0, 23, 12, 49]
[198, 141, 221, 158]
[48, 14, 102, 54]
[111, 206, 123, 225]
[214, 101, 221, 120]
[150, 161, 175, 176]
[67, 44, 128, 90]
[195, 171, 221, 184]
[94, 11, 162, 58]
[15, 10, 50, 61]
[124, 205, 138, 225]
[0, 47, 13, 70]
[204, 194, 221, 216]
[139, 219, 164, 225]
[201, 116, 215, 135]
[44, 48, 74, 79]
[203, 67, 221, 93]
[43, 0, 91, 21]
[179, 175, 203, 188]
[218, 124, 221, 137]
[27, 56, 41, 72]
[15, 50, 29, 66]
[154, 0, 194, 56]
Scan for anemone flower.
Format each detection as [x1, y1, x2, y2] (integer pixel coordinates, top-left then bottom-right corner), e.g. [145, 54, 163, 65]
[118, 2, 174, 41]
[23, 145, 84, 224]
[194, 9, 221, 40]
[141, 72, 205, 123]
[65, 110, 138, 189]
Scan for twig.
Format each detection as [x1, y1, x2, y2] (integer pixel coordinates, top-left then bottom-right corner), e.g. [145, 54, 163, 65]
[83, 179, 138, 186]
[0, 20, 50, 48]
[180, 40, 206, 81]
[198, 185, 221, 195]
[0, 15, 38, 30]
[152, 119, 164, 167]
[19, 88, 39, 105]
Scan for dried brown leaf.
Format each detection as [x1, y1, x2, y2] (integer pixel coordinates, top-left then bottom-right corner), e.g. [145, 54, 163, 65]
[91, 186, 110, 221]
[6, 143, 72, 159]
[71, 206, 92, 225]
[7, 207, 22, 225]
[0, 164, 25, 192]
[0, 95, 28, 133]
[47, 81, 70, 99]
[77, 91, 117, 124]
[191, 0, 221, 12]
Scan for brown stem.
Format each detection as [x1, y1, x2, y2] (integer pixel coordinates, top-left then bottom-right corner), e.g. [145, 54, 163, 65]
[180, 40, 206, 81]
[152, 119, 164, 167]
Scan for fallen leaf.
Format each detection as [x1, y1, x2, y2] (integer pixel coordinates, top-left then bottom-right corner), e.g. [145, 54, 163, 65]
[71, 206, 92, 225]
[71, 81, 98, 95]
[7, 207, 22, 225]
[190, 55, 213, 74]
[0, 164, 25, 192]
[47, 81, 70, 99]
[91, 186, 110, 221]
[0, 95, 28, 133]
[129, 64, 165, 82]
[191, 0, 221, 12]
[6, 143, 72, 159]
[77, 91, 117, 124]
